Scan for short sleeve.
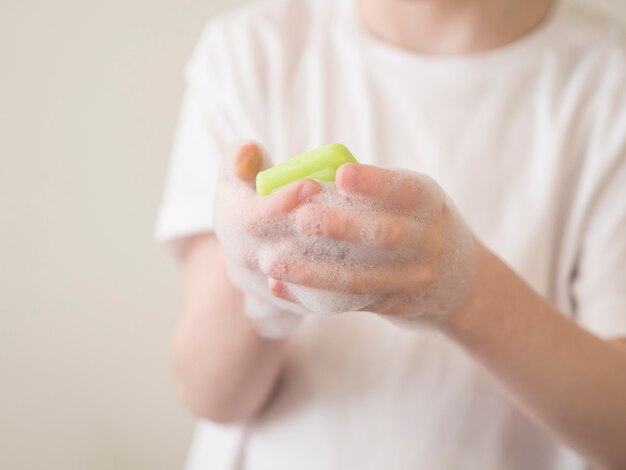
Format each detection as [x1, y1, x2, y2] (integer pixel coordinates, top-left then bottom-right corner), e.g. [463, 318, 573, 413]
[155, 21, 264, 254]
[572, 96, 626, 338]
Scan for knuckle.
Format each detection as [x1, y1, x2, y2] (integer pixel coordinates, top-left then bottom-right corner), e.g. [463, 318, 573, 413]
[295, 205, 323, 236]
[328, 211, 351, 239]
[381, 220, 405, 248]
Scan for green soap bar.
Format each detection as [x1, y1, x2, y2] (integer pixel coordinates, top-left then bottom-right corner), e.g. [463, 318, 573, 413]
[256, 144, 358, 196]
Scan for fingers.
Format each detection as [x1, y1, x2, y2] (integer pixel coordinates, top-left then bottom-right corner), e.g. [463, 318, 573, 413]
[294, 204, 421, 249]
[245, 179, 322, 237]
[336, 164, 439, 211]
[222, 143, 323, 238]
[263, 258, 434, 294]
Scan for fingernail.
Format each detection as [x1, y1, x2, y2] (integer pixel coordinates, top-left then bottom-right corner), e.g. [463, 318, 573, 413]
[298, 180, 321, 201]
[269, 277, 297, 302]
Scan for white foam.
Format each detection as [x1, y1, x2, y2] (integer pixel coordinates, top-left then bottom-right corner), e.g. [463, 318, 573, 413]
[214, 163, 478, 331]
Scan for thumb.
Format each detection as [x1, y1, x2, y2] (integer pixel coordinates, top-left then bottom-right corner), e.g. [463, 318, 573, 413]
[230, 141, 272, 187]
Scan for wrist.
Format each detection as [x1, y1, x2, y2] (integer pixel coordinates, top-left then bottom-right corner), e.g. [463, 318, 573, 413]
[440, 244, 521, 347]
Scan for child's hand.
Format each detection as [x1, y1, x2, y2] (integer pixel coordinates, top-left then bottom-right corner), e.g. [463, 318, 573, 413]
[263, 163, 480, 328]
[214, 142, 322, 338]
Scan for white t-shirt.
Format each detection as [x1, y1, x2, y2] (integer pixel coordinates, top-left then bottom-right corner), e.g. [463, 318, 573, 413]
[157, 0, 626, 468]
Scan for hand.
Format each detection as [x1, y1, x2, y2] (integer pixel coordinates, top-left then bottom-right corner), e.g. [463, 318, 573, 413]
[213, 142, 323, 338]
[262, 163, 480, 328]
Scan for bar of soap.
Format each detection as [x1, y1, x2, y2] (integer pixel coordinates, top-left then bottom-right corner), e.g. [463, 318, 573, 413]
[256, 143, 358, 196]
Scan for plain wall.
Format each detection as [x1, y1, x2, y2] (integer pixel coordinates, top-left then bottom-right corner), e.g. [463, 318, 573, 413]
[1, 1, 625, 469]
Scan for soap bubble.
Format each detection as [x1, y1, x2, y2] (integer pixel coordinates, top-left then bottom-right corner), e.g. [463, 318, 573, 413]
[214, 154, 478, 333]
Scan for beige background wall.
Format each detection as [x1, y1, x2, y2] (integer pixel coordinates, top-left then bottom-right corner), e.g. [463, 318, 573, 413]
[1, 1, 625, 469]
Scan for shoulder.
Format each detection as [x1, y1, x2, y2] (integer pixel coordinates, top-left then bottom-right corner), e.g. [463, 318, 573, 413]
[548, 5, 626, 153]
[554, 3, 626, 77]
[555, 6, 626, 193]
[558, 2, 626, 44]
[186, 0, 334, 91]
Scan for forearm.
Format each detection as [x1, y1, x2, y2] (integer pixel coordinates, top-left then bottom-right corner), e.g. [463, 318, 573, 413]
[173, 234, 287, 423]
[446, 247, 626, 468]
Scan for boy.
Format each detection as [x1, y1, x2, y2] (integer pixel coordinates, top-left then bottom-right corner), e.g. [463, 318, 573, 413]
[157, 0, 626, 468]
